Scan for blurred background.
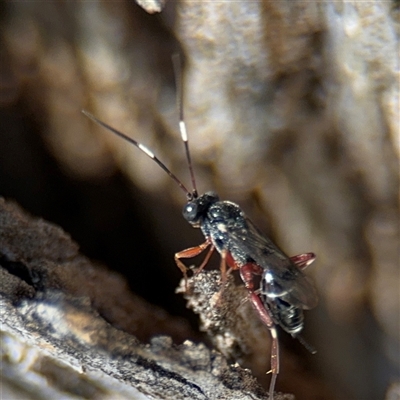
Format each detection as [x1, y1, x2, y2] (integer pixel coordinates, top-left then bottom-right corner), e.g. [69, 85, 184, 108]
[0, 1, 398, 400]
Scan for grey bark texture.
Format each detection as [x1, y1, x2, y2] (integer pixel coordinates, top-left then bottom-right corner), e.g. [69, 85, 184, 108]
[1, 198, 291, 400]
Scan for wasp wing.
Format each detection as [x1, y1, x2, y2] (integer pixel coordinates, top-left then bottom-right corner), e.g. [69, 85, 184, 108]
[227, 216, 318, 309]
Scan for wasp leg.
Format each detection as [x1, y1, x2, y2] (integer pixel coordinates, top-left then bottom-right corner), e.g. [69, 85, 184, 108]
[240, 263, 278, 400]
[213, 250, 234, 306]
[290, 252, 316, 270]
[175, 238, 212, 291]
[194, 243, 215, 276]
[219, 249, 228, 285]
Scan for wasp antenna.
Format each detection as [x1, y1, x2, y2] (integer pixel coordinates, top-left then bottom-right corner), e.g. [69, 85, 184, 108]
[82, 109, 191, 197]
[172, 54, 198, 199]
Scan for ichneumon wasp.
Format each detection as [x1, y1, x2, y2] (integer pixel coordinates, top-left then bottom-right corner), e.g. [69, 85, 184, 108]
[82, 55, 318, 399]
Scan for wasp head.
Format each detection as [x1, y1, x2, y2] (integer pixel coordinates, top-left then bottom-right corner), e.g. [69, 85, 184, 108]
[183, 191, 219, 227]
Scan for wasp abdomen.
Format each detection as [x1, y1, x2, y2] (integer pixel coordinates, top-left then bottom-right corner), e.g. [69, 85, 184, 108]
[266, 298, 304, 336]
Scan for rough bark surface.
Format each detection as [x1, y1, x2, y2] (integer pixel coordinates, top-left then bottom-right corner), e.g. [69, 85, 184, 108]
[1, 197, 293, 400]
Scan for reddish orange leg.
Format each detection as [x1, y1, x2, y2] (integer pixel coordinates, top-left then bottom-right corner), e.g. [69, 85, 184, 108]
[194, 244, 215, 276]
[219, 249, 227, 285]
[222, 251, 241, 284]
[175, 238, 213, 291]
[211, 250, 234, 306]
[240, 263, 278, 399]
[290, 252, 316, 270]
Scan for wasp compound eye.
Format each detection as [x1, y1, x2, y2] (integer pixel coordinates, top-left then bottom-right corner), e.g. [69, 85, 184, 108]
[183, 202, 198, 222]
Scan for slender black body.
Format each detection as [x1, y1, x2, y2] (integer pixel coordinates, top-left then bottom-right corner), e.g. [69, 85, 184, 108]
[183, 192, 318, 339]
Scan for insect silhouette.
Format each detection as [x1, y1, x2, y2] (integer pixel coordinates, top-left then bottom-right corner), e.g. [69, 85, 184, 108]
[82, 56, 318, 400]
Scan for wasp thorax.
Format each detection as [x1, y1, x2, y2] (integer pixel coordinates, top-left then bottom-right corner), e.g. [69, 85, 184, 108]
[182, 192, 219, 225]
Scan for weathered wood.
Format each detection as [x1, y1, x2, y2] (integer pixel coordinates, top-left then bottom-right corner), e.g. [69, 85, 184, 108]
[0, 198, 295, 400]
